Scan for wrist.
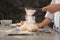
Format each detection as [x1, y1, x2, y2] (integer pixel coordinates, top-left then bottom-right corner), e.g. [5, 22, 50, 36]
[37, 23, 44, 28]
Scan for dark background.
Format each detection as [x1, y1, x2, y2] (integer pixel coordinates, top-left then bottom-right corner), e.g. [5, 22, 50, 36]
[0, 0, 53, 28]
[0, 0, 51, 23]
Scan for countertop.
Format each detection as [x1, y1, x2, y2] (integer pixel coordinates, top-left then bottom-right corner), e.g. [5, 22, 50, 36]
[0, 25, 60, 40]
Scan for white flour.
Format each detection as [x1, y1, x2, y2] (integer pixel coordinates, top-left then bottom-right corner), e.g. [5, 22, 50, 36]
[25, 8, 36, 22]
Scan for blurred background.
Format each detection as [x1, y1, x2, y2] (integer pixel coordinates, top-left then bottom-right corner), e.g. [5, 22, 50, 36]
[0, 0, 53, 28]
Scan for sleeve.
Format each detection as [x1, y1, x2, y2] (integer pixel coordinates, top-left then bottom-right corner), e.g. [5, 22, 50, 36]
[51, 0, 55, 4]
[45, 12, 54, 22]
[45, 0, 55, 22]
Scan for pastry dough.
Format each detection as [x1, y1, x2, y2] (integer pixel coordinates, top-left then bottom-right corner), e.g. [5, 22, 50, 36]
[20, 21, 38, 32]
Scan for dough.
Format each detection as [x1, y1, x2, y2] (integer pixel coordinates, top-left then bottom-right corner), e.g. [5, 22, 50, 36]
[20, 21, 38, 32]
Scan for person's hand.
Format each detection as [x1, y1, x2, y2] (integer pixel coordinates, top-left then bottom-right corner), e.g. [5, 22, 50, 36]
[42, 7, 48, 12]
[36, 23, 43, 28]
[31, 25, 39, 32]
[42, 4, 59, 13]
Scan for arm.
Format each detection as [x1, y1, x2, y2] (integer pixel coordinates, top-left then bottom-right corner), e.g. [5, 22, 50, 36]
[42, 4, 60, 13]
[37, 11, 54, 28]
[37, 18, 52, 28]
[37, 0, 55, 28]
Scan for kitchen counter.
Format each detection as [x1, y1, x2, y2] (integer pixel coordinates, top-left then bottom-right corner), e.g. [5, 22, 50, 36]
[0, 25, 60, 40]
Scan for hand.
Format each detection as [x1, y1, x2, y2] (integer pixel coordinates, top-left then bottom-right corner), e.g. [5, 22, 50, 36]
[36, 23, 43, 28]
[42, 7, 48, 12]
[42, 4, 59, 13]
[31, 25, 39, 32]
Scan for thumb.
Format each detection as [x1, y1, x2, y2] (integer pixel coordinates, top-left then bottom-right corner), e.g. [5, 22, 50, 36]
[42, 7, 48, 12]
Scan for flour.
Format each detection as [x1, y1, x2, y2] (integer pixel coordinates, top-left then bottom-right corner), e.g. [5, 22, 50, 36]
[25, 8, 36, 22]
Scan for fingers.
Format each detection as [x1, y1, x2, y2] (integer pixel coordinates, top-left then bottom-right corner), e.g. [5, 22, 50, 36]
[42, 4, 57, 13]
[42, 7, 48, 12]
[36, 23, 41, 28]
[32, 26, 39, 32]
[36, 23, 44, 28]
